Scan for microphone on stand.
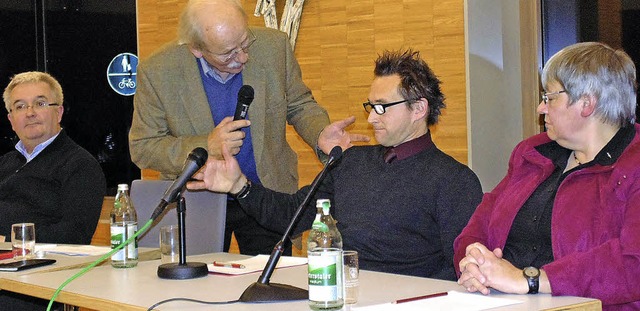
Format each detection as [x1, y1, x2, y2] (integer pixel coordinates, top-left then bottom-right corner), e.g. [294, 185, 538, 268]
[150, 147, 208, 221]
[234, 85, 254, 121]
[153, 147, 210, 280]
[239, 146, 343, 302]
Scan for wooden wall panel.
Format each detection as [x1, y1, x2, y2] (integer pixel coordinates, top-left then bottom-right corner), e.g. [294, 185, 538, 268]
[136, 0, 467, 186]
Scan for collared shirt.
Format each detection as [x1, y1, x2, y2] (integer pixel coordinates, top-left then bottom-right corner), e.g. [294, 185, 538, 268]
[383, 131, 433, 163]
[503, 125, 636, 269]
[15, 130, 61, 163]
[198, 57, 237, 84]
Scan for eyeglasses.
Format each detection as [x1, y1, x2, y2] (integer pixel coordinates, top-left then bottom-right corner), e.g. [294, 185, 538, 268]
[540, 90, 566, 104]
[363, 99, 415, 115]
[11, 100, 60, 114]
[207, 29, 257, 63]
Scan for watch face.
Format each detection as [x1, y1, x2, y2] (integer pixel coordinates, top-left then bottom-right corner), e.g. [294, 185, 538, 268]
[524, 267, 540, 278]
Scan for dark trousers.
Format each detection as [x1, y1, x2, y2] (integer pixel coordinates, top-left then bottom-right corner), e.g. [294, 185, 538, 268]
[224, 199, 292, 256]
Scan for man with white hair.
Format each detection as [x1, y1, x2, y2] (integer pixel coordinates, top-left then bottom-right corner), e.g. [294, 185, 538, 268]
[130, 0, 366, 255]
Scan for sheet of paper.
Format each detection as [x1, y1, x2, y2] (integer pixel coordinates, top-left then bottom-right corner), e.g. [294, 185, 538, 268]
[0, 235, 5, 243]
[352, 291, 523, 311]
[34, 244, 111, 256]
[207, 254, 308, 275]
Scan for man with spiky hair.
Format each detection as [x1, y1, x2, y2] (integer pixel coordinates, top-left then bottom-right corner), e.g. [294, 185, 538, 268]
[190, 49, 483, 280]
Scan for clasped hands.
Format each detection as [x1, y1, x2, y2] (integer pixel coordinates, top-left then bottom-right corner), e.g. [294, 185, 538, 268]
[458, 242, 530, 295]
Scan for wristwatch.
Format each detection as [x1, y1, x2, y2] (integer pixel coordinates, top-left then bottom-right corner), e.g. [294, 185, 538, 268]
[523, 266, 540, 294]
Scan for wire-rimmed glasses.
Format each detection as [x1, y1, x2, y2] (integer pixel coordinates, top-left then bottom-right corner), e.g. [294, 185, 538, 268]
[11, 100, 60, 114]
[540, 90, 566, 104]
[206, 29, 257, 63]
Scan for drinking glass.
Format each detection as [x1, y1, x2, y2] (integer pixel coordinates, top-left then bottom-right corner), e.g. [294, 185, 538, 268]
[343, 250, 359, 304]
[11, 223, 35, 259]
[160, 225, 179, 264]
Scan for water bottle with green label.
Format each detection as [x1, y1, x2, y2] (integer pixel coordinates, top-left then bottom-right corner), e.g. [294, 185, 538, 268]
[110, 184, 138, 268]
[308, 199, 343, 310]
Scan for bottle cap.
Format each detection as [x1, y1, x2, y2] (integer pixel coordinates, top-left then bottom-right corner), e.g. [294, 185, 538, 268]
[317, 199, 331, 214]
[316, 199, 330, 208]
[117, 184, 129, 191]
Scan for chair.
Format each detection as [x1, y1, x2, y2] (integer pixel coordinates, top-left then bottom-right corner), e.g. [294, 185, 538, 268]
[130, 180, 227, 255]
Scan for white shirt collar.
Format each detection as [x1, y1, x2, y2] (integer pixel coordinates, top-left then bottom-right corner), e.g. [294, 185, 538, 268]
[198, 57, 236, 84]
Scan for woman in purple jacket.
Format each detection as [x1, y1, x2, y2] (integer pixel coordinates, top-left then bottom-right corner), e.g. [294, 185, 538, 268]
[454, 42, 640, 310]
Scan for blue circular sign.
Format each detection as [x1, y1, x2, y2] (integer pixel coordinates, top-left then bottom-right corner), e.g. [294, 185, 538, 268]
[107, 52, 138, 96]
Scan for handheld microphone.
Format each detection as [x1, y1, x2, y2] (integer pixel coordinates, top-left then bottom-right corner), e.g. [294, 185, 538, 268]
[239, 146, 343, 302]
[233, 85, 254, 120]
[150, 147, 208, 221]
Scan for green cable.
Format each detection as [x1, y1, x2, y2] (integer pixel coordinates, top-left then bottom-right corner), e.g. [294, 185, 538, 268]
[46, 219, 154, 311]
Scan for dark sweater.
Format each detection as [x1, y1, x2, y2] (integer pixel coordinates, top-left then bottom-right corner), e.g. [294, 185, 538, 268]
[0, 130, 106, 244]
[240, 142, 483, 280]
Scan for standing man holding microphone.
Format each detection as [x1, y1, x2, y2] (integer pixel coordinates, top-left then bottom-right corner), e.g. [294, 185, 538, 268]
[129, 0, 366, 255]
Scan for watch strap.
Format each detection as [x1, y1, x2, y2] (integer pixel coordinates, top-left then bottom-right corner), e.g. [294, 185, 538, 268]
[523, 267, 540, 294]
[232, 179, 252, 199]
[526, 276, 539, 294]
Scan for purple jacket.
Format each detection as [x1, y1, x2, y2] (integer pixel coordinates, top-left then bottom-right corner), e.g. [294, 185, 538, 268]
[454, 124, 640, 310]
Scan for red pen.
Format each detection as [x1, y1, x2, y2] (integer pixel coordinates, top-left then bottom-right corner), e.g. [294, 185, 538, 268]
[0, 250, 14, 260]
[212, 261, 245, 269]
[393, 291, 448, 304]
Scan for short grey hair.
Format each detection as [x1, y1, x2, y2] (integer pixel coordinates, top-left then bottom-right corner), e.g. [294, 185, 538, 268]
[541, 42, 637, 126]
[3, 71, 64, 113]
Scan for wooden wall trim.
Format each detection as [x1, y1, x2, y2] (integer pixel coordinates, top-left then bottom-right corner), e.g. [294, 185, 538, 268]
[520, 0, 543, 138]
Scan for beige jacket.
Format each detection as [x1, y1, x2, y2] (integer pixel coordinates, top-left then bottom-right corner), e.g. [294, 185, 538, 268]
[129, 27, 329, 193]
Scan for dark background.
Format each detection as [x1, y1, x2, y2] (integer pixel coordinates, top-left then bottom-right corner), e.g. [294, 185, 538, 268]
[542, 0, 640, 122]
[0, 0, 140, 195]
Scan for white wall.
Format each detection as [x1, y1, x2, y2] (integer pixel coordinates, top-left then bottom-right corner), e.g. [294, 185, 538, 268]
[466, 0, 527, 192]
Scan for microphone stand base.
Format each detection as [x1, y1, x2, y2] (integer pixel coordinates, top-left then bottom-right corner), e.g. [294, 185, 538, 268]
[157, 262, 208, 280]
[239, 282, 308, 302]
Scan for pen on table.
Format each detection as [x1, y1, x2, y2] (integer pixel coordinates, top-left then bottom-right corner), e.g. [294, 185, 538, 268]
[212, 261, 245, 269]
[393, 291, 448, 304]
[0, 251, 14, 260]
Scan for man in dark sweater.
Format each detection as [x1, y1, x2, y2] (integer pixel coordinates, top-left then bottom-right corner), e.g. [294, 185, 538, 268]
[189, 50, 483, 281]
[1, 71, 106, 310]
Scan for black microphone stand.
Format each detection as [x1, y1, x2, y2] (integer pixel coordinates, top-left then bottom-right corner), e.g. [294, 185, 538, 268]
[239, 146, 342, 302]
[157, 192, 209, 279]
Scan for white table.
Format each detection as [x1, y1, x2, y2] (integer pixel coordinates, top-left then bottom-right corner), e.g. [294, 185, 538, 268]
[0, 253, 601, 311]
[0, 246, 160, 276]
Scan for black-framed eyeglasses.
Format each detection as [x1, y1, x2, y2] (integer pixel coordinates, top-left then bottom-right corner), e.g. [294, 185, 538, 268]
[363, 99, 415, 115]
[540, 90, 566, 104]
[11, 100, 60, 114]
[206, 29, 257, 63]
